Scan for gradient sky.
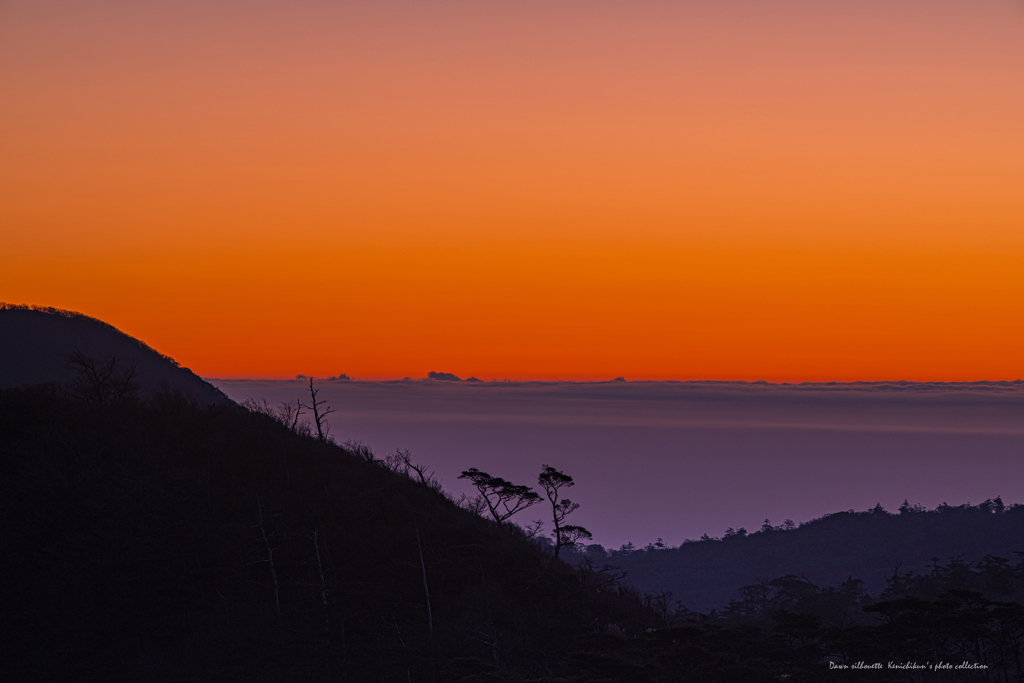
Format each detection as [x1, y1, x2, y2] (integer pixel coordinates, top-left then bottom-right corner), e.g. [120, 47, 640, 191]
[2, 0, 1023, 380]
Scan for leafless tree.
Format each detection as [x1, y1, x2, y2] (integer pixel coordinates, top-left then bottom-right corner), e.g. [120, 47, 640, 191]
[241, 397, 274, 417]
[276, 399, 305, 431]
[400, 449, 434, 487]
[310, 531, 329, 611]
[309, 531, 332, 681]
[254, 496, 281, 619]
[242, 397, 305, 433]
[382, 448, 443, 492]
[65, 350, 139, 406]
[520, 519, 545, 539]
[380, 450, 410, 476]
[343, 440, 375, 462]
[644, 590, 674, 621]
[576, 556, 628, 591]
[302, 377, 336, 442]
[454, 493, 489, 516]
[414, 523, 433, 638]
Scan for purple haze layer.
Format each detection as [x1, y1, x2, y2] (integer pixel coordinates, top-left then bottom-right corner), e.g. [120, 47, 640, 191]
[209, 379, 1024, 549]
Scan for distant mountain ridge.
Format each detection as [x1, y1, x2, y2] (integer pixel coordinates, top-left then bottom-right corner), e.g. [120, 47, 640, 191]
[0, 304, 229, 405]
[573, 501, 1024, 612]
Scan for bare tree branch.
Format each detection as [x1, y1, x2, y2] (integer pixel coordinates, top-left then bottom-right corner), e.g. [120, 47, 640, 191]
[255, 496, 281, 620]
[302, 378, 336, 442]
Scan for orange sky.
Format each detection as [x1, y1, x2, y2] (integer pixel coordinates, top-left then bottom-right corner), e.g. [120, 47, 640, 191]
[2, 0, 1023, 380]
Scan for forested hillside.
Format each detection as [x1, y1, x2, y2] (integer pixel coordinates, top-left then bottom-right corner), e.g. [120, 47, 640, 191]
[6, 379, 1024, 680]
[575, 502, 1024, 612]
[5, 381, 788, 681]
[4, 305, 1024, 680]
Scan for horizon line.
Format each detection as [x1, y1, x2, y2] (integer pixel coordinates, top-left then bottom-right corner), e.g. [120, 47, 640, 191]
[205, 375, 1024, 386]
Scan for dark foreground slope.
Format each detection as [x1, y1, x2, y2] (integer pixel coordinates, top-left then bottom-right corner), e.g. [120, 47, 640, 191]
[582, 505, 1024, 613]
[0, 304, 228, 404]
[7, 387, 1024, 681]
[2, 385, 797, 683]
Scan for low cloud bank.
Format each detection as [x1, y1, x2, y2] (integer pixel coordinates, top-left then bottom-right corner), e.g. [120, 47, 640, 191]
[207, 378, 1024, 547]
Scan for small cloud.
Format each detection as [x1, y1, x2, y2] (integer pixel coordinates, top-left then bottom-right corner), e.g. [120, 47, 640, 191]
[613, 377, 626, 382]
[295, 374, 307, 380]
[327, 374, 352, 381]
[465, 376, 482, 382]
[428, 371, 462, 381]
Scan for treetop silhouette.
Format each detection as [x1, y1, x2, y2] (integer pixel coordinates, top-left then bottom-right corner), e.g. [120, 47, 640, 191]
[458, 468, 541, 526]
[538, 464, 591, 558]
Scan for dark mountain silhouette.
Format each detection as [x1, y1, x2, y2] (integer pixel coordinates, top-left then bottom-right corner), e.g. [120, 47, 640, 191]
[8, 381, 1024, 681]
[0, 382, 688, 681]
[0, 304, 229, 404]
[574, 502, 1024, 612]
[7, 310, 1024, 679]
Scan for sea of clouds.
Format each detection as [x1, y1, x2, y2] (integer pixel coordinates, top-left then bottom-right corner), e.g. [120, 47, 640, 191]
[209, 378, 1024, 547]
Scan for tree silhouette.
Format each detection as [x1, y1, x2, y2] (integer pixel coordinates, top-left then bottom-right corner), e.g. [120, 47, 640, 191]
[65, 350, 138, 406]
[538, 465, 591, 558]
[384, 448, 442, 492]
[457, 468, 540, 526]
[302, 377, 335, 442]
